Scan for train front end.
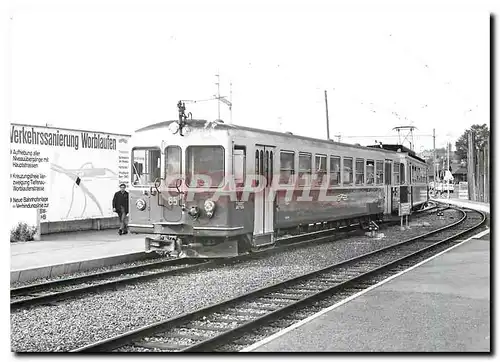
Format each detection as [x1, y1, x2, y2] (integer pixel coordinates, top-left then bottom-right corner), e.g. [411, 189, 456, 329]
[128, 113, 245, 258]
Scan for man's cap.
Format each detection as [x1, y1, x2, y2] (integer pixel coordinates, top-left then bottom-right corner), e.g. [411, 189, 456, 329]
[119, 183, 126, 188]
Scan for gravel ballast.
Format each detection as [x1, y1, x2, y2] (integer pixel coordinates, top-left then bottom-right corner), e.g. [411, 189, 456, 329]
[11, 209, 462, 352]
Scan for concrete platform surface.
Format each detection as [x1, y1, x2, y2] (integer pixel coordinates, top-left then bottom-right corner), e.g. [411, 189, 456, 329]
[11, 229, 146, 272]
[432, 198, 490, 214]
[251, 232, 490, 352]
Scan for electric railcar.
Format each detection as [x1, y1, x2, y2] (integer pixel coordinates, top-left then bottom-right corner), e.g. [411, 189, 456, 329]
[128, 108, 429, 257]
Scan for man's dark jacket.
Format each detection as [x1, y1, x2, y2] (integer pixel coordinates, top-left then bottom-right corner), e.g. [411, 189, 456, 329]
[113, 191, 129, 214]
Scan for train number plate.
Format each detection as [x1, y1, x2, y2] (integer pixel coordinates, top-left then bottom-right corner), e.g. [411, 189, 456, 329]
[166, 196, 181, 206]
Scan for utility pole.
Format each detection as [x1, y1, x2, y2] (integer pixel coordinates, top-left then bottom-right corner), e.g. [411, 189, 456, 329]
[229, 81, 233, 124]
[447, 142, 450, 199]
[324, 90, 330, 140]
[485, 139, 489, 202]
[476, 144, 481, 201]
[467, 131, 476, 201]
[215, 73, 221, 120]
[433, 128, 436, 183]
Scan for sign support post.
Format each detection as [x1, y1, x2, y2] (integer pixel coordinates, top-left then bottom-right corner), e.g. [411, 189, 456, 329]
[34, 209, 41, 241]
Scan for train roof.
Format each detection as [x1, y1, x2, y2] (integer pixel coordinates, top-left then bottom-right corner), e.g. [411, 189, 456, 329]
[367, 144, 427, 164]
[136, 120, 426, 163]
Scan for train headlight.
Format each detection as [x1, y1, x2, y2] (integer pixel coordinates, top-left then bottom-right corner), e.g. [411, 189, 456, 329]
[169, 122, 180, 134]
[204, 200, 216, 218]
[136, 199, 147, 211]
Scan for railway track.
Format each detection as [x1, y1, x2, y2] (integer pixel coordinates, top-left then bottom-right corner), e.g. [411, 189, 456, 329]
[72, 206, 485, 353]
[10, 258, 212, 310]
[10, 202, 438, 310]
[10, 221, 372, 310]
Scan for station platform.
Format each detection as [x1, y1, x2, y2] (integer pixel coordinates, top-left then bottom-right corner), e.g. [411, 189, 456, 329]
[10, 229, 150, 283]
[432, 197, 490, 214]
[247, 229, 490, 352]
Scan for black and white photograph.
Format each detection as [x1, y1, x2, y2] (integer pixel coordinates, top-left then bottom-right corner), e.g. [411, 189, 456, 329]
[6, 0, 493, 354]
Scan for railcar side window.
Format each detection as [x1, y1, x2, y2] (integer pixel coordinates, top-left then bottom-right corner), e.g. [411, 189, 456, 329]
[343, 157, 353, 185]
[355, 158, 364, 185]
[330, 156, 341, 186]
[366, 160, 375, 185]
[376, 160, 384, 185]
[255, 150, 260, 185]
[298, 153, 312, 186]
[186, 146, 225, 187]
[393, 162, 400, 185]
[270, 151, 274, 186]
[233, 146, 246, 186]
[279, 151, 295, 184]
[265, 150, 270, 186]
[400, 163, 405, 184]
[384, 160, 392, 185]
[315, 154, 327, 185]
[132, 148, 161, 186]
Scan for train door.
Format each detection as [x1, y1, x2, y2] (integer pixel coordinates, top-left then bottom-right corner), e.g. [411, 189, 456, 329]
[408, 163, 413, 208]
[253, 145, 275, 246]
[384, 159, 392, 214]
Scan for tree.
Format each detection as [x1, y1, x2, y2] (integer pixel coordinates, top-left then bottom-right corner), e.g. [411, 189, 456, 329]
[455, 124, 489, 162]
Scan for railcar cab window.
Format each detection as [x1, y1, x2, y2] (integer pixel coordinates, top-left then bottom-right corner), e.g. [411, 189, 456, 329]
[131, 148, 161, 186]
[186, 146, 225, 187]
[279, 151, 295, 184]
[376, 160, 384, 185]
[298, 153, 312, 186]
[164, 146, 182, 187]
[355, 158, 364, 185]
[233, 146, 246, 187]
[330, 156, 341, 186]
[315, 154, 327, 185]
[343, 157, 353, 185]
[366, 160, 375, 185]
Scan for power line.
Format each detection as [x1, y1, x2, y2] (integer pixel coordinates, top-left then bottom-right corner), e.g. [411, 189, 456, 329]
[341, 134, 434, 138]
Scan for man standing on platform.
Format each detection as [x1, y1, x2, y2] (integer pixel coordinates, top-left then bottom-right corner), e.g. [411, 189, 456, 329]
[113, 183, 129, 235]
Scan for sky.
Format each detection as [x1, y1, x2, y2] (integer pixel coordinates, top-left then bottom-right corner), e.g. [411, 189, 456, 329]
[6, 0, 492, 154]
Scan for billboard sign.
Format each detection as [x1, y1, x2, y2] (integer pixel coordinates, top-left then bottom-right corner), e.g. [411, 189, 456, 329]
[10, 123, 130, 223]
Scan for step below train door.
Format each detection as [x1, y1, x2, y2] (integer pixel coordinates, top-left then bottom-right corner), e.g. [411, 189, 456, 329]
[253, 145, 275, 247]
[384, 159, 393, 214]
